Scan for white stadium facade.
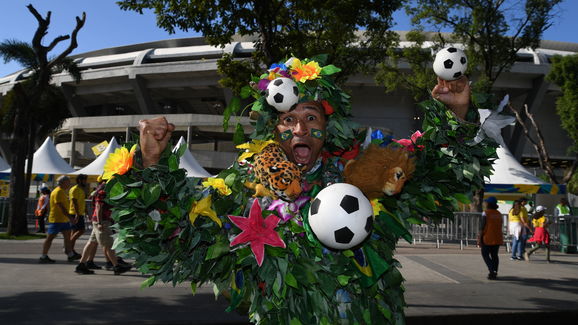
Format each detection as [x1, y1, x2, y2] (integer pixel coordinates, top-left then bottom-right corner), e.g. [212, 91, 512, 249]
[0, 32, 577, 175]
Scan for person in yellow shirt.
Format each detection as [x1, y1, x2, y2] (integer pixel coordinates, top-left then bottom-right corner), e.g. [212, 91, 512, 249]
[518, 197, 531, 259]
[39, 176, 81, 263]
[508, 199, 530, 260]
[69, 174, 88, 256]
[526, 206, 550, 262]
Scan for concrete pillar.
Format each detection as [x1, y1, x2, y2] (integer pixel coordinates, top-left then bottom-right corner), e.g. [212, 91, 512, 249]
[70, 128, 77, 167]
[187, 125, 194, 150]
[125, 127, 131, 142]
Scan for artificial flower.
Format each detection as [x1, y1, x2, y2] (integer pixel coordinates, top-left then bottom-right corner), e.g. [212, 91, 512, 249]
[267, 196, 310, 222]
[321, 100, 334, 115]
[393, 130, 425, 152]
[370, 198, 386, 216]
[102, 144, 137, 180]
[202, 178, 232, 196]
[189, 195, 222, 227]
[228, 200, 286, 267]
[236, 139, 277, 162]
[290, 59, 322, 83]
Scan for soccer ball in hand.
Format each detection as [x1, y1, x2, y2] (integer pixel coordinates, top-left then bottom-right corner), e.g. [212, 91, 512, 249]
[433, 47, 468, 81]
[265, 77, 299, 112]
[308, 183, 374, 250]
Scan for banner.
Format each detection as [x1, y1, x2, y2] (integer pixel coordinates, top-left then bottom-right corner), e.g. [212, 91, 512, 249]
[91, 140, 109, 157]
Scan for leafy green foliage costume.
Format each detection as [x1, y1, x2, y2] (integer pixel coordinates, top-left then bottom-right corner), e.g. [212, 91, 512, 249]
[105, 56, 497, 324]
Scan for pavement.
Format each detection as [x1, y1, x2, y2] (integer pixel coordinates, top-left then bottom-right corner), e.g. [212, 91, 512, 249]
[1, 234, 578, 325]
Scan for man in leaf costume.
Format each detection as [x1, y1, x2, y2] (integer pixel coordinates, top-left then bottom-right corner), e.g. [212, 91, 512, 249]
[107, 56, 497, 324]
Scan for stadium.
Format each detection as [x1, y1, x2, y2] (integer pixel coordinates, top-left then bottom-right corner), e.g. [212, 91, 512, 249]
[0, 32, 576, 175]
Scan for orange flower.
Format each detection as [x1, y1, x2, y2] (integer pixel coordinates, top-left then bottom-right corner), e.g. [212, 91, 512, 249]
[290, 59, 321, 83]
[102, 144, 137, 180]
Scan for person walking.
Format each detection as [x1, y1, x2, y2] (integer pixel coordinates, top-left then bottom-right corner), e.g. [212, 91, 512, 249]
[508, 199, 530, 260]
[478, 197, 504, 280]
[69, 174, 88, 255]
[39, 176, 81, 263]
[525, 206, 550, 262]
[34, 187, 50, 233]
[75, 177, 130, 275]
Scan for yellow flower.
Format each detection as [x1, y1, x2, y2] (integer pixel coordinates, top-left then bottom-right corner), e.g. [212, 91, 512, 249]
[370, 198, 385, 217]
[189, 195, 222, 227]
[291, 59, 321, 83]
[102, 144, 137, 180]
[236, 139, 277, 162]
[202, 177, 232, 196]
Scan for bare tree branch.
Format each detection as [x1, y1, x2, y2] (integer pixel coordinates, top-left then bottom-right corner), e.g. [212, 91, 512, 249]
[46, 35, 70, 52]
[49, 12, 86, 68]
[509, 103, 559, 183]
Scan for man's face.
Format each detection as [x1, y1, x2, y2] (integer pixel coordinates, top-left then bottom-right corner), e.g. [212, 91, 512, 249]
[60, 179, 71, 190]
[275, 102, 326, 172]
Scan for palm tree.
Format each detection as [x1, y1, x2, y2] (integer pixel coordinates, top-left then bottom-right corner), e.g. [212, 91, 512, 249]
[0, 4, 85, 235]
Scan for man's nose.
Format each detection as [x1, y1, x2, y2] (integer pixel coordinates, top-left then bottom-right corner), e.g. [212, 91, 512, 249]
[293, 120, 308, 136]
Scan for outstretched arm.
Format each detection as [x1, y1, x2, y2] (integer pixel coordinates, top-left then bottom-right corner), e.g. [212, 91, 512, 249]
[138, 117, 175, 168]
[431, 76, 470, 120]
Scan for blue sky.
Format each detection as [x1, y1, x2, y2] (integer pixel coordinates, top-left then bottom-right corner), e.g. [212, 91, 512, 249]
[1, 0, 576, 77]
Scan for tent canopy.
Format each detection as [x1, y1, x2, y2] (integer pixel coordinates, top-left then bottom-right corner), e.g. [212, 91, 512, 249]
[173, 137, 212, 178]
[0, 137, 74, 175]
[73, 137, 120, 175]
[0, 155, 9, 171]
[485, 146, 565, 194]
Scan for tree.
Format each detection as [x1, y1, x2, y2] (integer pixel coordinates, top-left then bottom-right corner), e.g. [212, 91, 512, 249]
[117, 0, 404, 92]
[406, 0, 562, 92]
[546, 54, 578, 191]
[0, 5, 85, 235]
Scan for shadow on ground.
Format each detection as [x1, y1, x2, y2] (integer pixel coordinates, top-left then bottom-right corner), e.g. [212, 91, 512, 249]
[0, 291, 250, 325]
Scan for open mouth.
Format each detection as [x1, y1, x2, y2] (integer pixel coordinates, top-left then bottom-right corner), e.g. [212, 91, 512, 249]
[292, 144, 312, 165]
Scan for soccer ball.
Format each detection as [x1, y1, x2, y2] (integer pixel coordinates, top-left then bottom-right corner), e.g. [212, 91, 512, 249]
[265, 77, 299, 112]
[308, 183, 374, 250]
[433, 47, 468, 81]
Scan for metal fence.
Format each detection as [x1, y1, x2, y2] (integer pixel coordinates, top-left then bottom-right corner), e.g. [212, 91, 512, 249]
[0, 197, 93, 229]
[410, 212, 578, 251]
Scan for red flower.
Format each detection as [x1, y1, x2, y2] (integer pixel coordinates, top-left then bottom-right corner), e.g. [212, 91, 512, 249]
[228, 200, 286, 267]
[321, 100, 334, 115]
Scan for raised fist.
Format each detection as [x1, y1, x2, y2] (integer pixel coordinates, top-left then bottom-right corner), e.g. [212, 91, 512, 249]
[138, 117, 175, 167]
[431, 76, 471, 120]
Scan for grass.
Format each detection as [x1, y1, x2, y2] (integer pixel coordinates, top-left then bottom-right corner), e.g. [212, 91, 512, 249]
[0, 232, 46, 240]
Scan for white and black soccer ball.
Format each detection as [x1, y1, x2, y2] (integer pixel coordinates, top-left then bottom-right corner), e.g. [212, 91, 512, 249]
[433, 47, 468, 81]
[308, 183, 374, 250]
[265, 77, 299, 112]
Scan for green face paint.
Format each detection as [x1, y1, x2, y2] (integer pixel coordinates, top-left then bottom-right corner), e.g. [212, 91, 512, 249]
[280, 129, 293, 142]
[311, 128, 325, 139]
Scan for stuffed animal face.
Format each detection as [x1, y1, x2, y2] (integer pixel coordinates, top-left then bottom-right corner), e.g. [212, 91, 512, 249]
[253, 143, 304, 201]
[343, 145, 415, 200]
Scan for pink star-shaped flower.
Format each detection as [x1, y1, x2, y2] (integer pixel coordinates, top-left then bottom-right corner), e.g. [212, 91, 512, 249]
[228, 200, 286, 267]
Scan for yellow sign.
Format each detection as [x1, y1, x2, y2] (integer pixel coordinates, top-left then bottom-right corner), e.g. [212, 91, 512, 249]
[0, 181, 9, 197]
[91, 140, 109, 157]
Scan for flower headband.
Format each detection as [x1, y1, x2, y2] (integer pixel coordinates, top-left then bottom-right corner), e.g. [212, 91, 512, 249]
[245, 55, 358, 152]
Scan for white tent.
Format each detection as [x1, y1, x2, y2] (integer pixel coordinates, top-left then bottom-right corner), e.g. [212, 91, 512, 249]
[0, 155, 9, 171]
[173, 136, 212, 178]
[487, 146, 546, 185]
[1, 137, 75, 175]
[72, 137, 120, 175]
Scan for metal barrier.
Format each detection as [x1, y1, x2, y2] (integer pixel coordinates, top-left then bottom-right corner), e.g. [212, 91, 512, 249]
[410, 212, 578, 250]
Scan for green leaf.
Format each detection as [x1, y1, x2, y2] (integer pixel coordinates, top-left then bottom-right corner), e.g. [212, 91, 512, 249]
[337, 275, 350, 286]
[290, 318, 302, 325]
[190, 282, 197, 295]
[453, 193, 471, 204]
[223, 96, 241, 131]
[205, 238, 230, 260]
[233, 123, 245, 145]
[140, 276, 156, 289]
[320, 65, 341, 75]
[285, 272, 298, 288]
[168, 155, 179, 172]
[108, 181, 124, 199]
[239, 85, 252, 99]
[141, 184, 161, 207]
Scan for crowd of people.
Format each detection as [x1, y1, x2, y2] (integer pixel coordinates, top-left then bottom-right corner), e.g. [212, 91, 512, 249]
[35, 174, 131, 275]
[478, 196, 573, 280]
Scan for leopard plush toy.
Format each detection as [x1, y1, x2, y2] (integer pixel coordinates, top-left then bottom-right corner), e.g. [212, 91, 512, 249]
[251, 143, 304, 201]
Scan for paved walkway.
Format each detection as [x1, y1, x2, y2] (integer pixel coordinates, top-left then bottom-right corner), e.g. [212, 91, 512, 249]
[1, 235, 577, 324]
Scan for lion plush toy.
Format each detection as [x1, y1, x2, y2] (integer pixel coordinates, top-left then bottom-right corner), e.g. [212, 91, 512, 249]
[343, 144, 416, 199]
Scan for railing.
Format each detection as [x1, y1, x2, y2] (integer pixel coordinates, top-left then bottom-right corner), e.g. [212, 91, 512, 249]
[410, 212, 578, 250]
[0, 197, 93, 228]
